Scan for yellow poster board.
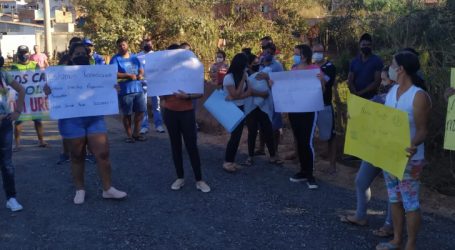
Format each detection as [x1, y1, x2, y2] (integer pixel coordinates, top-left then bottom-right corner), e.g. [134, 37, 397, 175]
[444, 68, 455, 150]
[344, 94, 410, 179]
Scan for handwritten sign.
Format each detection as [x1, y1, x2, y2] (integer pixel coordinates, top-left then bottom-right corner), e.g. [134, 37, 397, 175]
[144, 49, 204, 96]
[444, 68, 455, 150]
[46, 65, 119, 120]
[344, 94, 410, 180]
[270, 69, 324, 112]
[203, 89, 245, 133]
[7, 70, 49, 120]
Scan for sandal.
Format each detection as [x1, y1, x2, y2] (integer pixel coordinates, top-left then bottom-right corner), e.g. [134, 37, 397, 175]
[269, 157, 284, 165]
[340, 215, 368, 226]
[373, 226, 394, 238]
[375, 242, 400, 250]
[125, 137, 135, 143]
[223, 162, 237, 173]
[241, 157, 254, 166]
[132, 135, 147, 142]
[38, 142, 50, 148]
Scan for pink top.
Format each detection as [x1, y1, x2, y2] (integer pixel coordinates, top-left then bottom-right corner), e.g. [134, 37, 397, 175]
[30, 53, 48, 68]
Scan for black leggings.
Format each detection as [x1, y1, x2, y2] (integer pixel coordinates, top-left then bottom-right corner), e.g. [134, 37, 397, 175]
[163, 108, 202, 181]
[225, 106, 245, 163]
[288, 112, 317, 177]
[246, 108, 275, 157]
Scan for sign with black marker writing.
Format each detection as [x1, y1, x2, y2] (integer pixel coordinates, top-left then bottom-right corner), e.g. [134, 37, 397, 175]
[46, 65, 119, 120]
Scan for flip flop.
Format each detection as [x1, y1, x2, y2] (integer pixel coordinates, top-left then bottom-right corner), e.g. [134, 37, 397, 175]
[132, 135, 147, 142]
[340, 215, 368, 226]
[373, 227, 394, 238]
[375, 242, 400, 250]
[125, 138, 135, 143]
[269, 157, 284, 165]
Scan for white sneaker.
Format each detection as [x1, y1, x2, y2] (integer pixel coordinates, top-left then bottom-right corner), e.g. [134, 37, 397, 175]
[196, 181, 211, 193]
[171, 178, 185, 190]
[6, 198, 23, 212]
[73, 190, 86, 204]
[140, 127, 149, 134]
[156, 125, 165, 133]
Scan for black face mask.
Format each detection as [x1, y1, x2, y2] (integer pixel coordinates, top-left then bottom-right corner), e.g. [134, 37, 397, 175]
[71, 56, 90, 65]
[361, 47, 372, 55]
[18, 54, 29, 62]
[144, 45, 152, 52]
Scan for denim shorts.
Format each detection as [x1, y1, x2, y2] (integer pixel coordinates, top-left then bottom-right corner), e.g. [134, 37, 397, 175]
[119, 92, 147, 115]
[317, 105, 335, 141]
[58, 116, 107, 139]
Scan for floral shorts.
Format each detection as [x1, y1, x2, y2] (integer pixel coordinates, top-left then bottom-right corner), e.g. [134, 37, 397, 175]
[383, 160, 425, 212]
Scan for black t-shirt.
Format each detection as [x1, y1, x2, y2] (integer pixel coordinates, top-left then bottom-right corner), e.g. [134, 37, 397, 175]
[320, 61, 336, 106]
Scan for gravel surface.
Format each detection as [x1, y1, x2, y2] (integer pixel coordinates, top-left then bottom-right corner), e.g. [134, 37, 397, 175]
[1, 118, 454, 250]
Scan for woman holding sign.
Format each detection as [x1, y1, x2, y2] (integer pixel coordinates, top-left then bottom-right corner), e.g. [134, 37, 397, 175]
[375, 52, 431, 250]
[44, 43, 127, 204]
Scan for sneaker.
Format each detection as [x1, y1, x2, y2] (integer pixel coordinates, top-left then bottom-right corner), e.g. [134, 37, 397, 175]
[155, 125, 165, 133]
[171, 178, 185, 190]
[73, 190, 86, 205]
[140, 127, 149, 135]
[85, 154, 96, 164]
[196, 181, 211, 193]
[307, 177, 319, 190]
[102, 187, 127, 199]
[289, 172, 308, 183]
[57, 153, 70, 165]
[6, 198, 23, 212]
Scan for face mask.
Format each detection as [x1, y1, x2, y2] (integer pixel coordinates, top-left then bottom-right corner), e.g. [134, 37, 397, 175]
[388, 67, 398, 82]
[312, 52, 324, 63]
[361, 47, 372, 55]
[216, 57, 224, 63]
[72, 56, 90, 65]
[18, 54, 29, 62]
[144, 45, 152, 52]
[293, 55, 301, 65]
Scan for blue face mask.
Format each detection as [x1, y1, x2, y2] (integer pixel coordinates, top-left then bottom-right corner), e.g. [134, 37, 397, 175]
[293, 55, 301, 65]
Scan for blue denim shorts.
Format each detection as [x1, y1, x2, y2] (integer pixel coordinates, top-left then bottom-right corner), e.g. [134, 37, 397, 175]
[58, 116, 107, 139]
[119, 92, 147, 115]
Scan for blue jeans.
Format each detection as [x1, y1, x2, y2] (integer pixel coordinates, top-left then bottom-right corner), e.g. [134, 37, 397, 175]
[0, 119, 17, 199]
[355, 161, 392, 226]
[141, 96, 163, 129]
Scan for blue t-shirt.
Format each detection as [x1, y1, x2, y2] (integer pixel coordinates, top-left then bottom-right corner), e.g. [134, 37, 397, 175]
[349, 54, 383, 99]
[110, 53, 143, 96]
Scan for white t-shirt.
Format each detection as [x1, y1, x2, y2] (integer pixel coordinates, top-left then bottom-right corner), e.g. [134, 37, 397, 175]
[223, 73, 247, 106]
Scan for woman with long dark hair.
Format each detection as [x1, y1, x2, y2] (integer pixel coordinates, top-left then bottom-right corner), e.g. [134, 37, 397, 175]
[376, 51, 431, 250]
[44, 43, 127, 204]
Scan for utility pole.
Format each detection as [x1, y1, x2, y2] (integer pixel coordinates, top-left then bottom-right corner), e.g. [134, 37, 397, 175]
[44, 0, 52, 58]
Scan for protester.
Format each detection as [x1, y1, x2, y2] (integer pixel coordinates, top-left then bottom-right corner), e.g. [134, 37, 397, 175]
[161, 44, 210, 192]
[209, 50, 229, 86]
[44, 42, 127, 204]
[83, 38, 105, 65]
[243, 54, 282, 166]
[376, 51, 431, 250]
[0, 63, 25, 211]
[137, 38, 165, 134]
[312, 43, 337, 174]
[56, 37, 83, 165]
[29, 45, 49, 69]
[341, 66, 395, 237]
[266, 44, 324, 189]
[258, 36, 273, 63]
[348, 33, 383, 100]
[11, 45, 47, 151]
[110, 37, 146, 142]
[222, 53, 252, 172]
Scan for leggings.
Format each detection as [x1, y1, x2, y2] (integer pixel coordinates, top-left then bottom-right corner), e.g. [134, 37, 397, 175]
[288, 112, 317, 177]
[356, 161, 392, 226]
[0, 119, 16, 199]
[225, 106, 245, 163]
[163, 108, 202, 181]
[246, 108, 275, 157]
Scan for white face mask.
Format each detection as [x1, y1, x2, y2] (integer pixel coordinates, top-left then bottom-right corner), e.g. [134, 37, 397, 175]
[388, 66, 398, 82]
[312, 52, 324, 63]
[216, 57, 224, 63]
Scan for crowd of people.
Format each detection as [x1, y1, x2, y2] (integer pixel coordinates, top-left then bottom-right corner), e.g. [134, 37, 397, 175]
[0, 32, 453, 250]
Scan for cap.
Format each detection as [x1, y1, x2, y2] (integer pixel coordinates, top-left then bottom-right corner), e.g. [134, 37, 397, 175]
[83, 38, 93, 46]
[17, 45, 29, 54]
